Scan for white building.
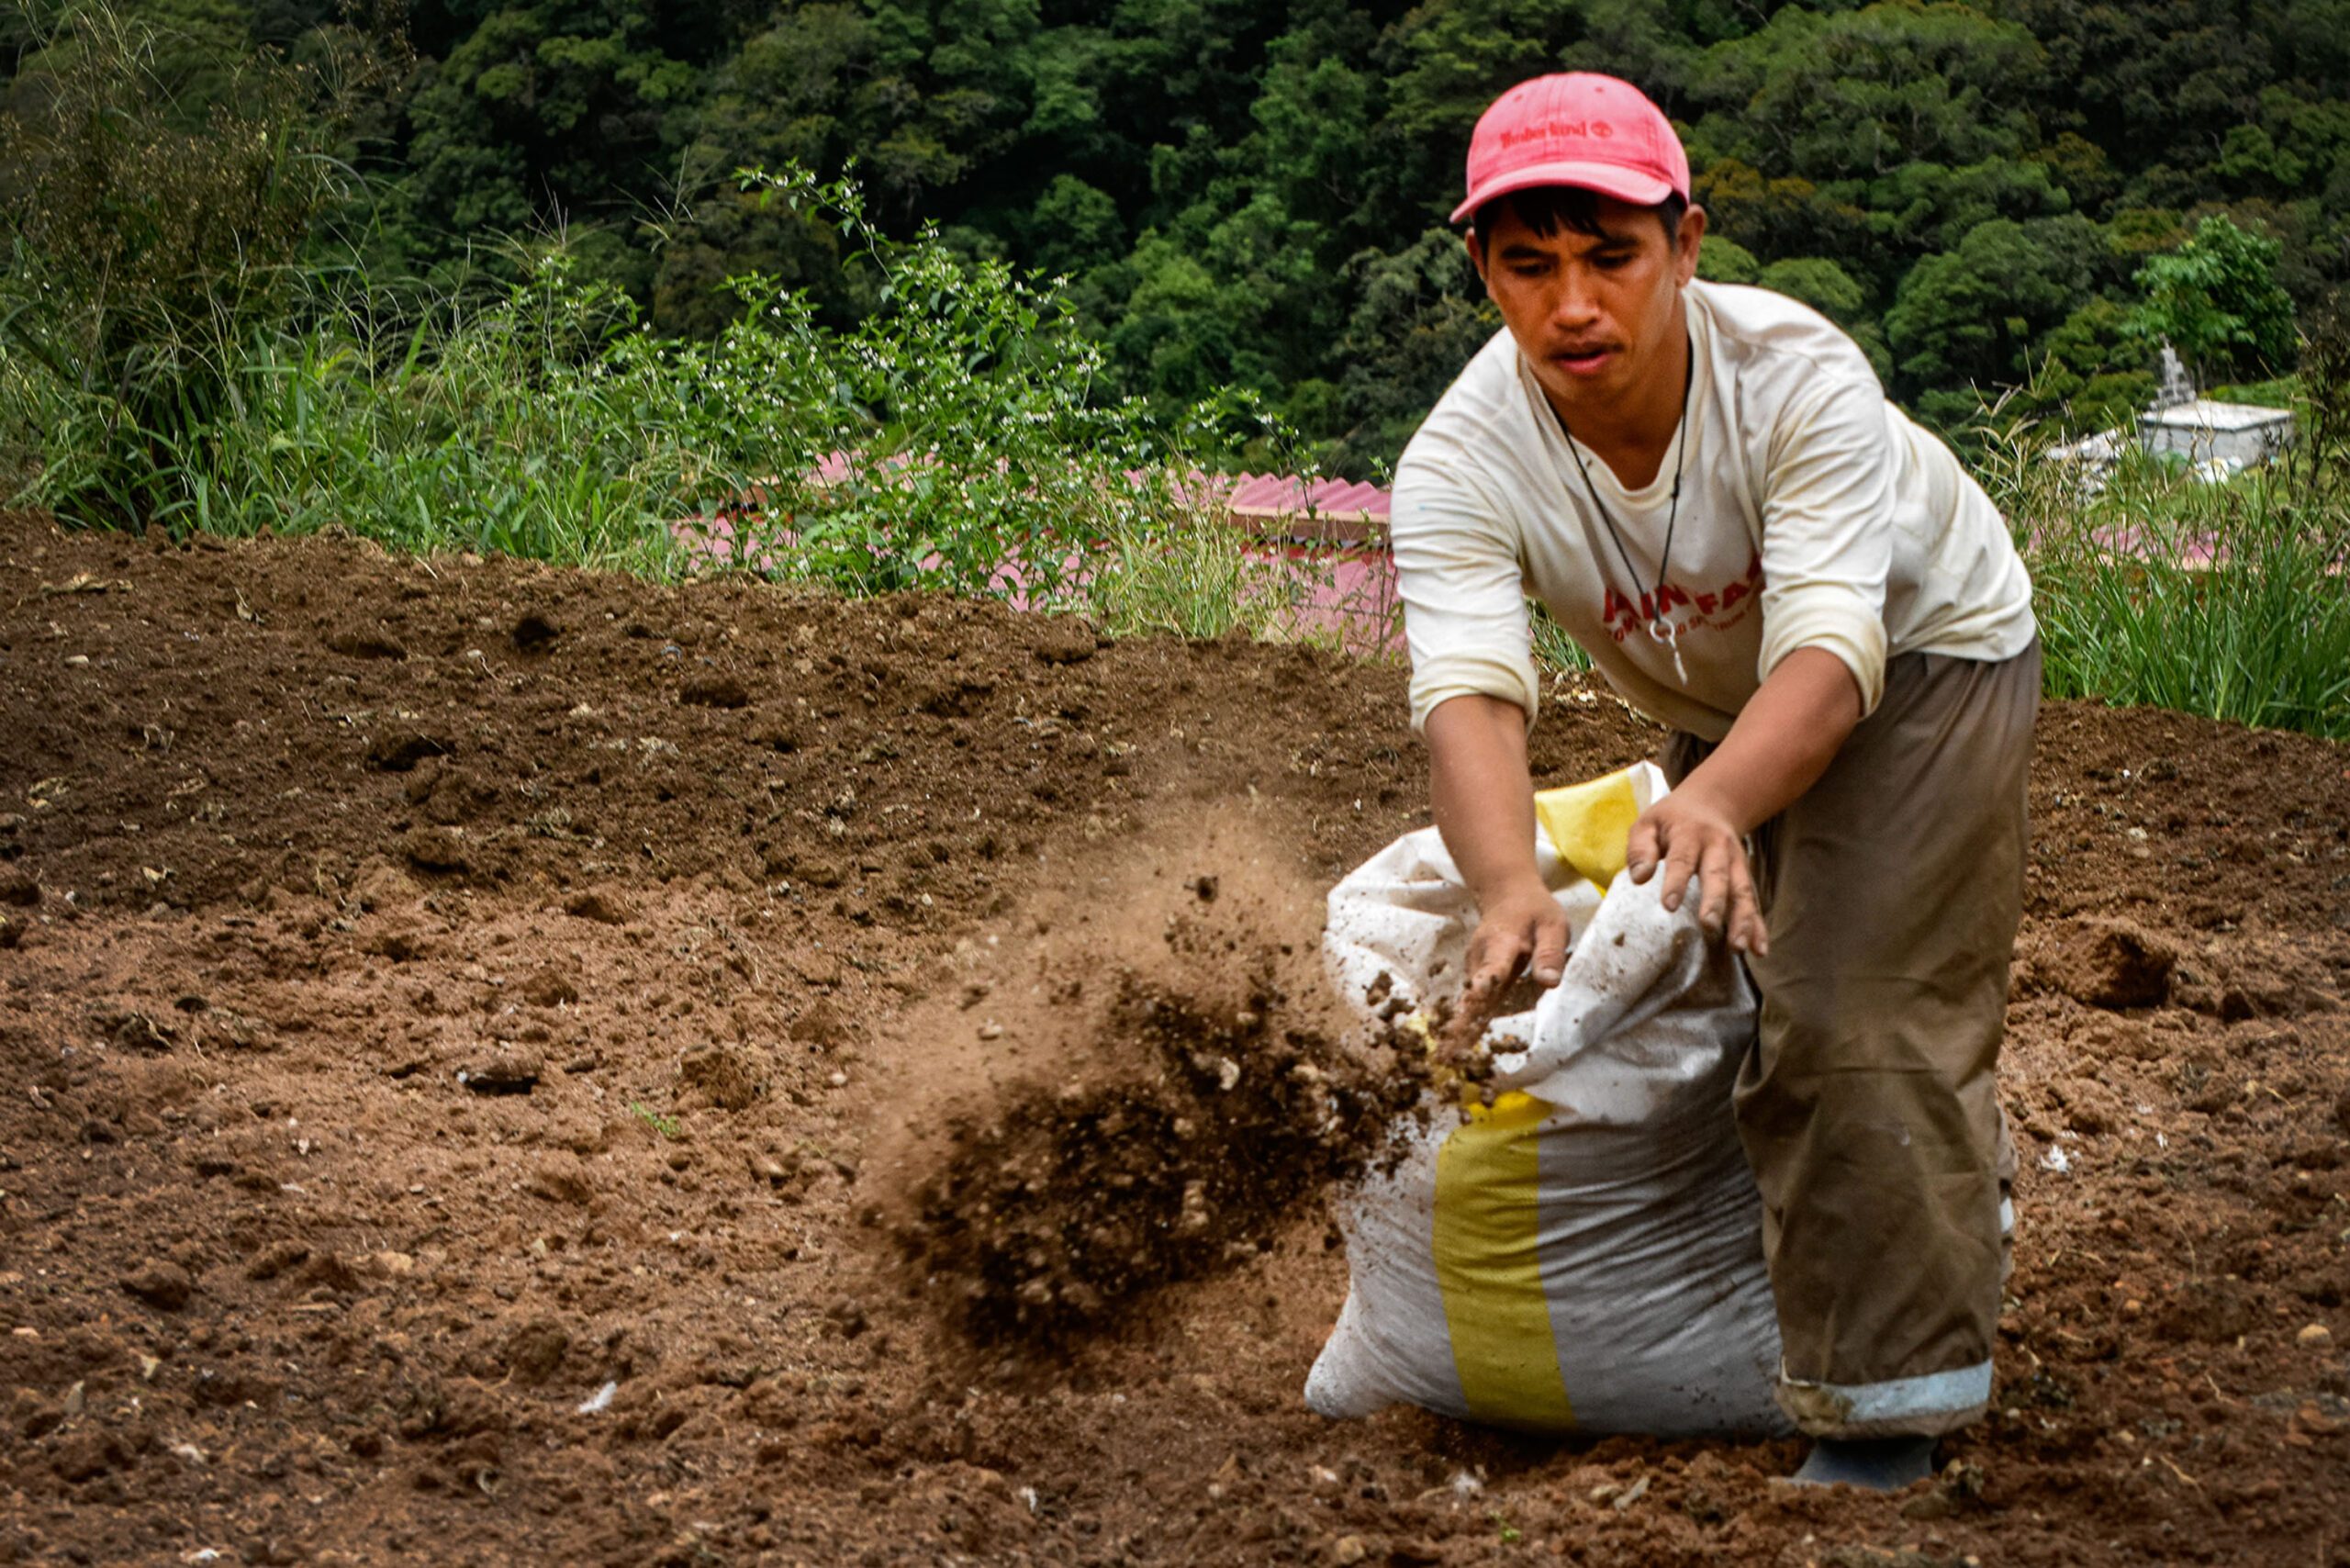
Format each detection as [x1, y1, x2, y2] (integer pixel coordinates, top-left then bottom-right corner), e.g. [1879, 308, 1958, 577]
[2133, 342, 2295, 472]
[2136, 398, 2296, 469]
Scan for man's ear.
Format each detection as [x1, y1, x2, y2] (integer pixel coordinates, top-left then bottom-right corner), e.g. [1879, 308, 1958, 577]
[1464, 230, 1493, 294]
[1674, 205, 1708, 288]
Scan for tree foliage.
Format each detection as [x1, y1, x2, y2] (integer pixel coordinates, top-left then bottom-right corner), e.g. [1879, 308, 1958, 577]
[2132, 213, 2301, 385]
[9, 0, 2347, 469]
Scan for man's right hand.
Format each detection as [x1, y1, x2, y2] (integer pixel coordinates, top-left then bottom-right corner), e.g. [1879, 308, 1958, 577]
[1426, 692, 1563, 1025]
[1464, 879, 1571, 996]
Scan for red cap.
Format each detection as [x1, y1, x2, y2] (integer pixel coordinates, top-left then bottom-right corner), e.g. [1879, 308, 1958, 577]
[1452, 73, 1690, 225]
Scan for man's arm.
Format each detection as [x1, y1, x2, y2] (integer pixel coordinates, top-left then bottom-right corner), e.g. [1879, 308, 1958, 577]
[1627, 645, 1861, 955]
[1426, 692, 1569, 997]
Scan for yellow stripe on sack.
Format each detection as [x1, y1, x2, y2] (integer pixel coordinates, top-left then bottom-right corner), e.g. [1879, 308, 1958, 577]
[1533, 767, 1642, 890]
[1431, 1092, 1575, 1428]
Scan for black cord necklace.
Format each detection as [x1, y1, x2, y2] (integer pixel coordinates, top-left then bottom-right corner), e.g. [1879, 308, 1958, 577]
[1550, 343, 1695, 676]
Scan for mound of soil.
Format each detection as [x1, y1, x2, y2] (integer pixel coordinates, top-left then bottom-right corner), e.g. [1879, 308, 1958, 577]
[1, 510, 2347, 1567]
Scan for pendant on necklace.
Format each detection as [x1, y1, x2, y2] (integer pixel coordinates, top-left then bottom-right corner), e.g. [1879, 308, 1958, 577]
[1651, 617, 1689, 685]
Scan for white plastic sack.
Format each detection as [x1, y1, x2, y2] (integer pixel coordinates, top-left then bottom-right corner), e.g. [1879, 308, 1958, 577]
[1307, 764, 1791, 1437]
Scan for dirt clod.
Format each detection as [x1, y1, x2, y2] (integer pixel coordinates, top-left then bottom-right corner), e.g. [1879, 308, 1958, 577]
[789, 998, 853, 1048]
[120, 1260, 195, 1310]
[563, 890, 630, 925]
[364, 730, 451, 772]
[520, 965, 579, 1008]
[2041, 918, 2177, 1009]
[510, 613, 560, 652]
[245, 1241, 310, 1281]
[458, 1051, 540, 1096]
[677, 1043, 763, 1111]
[324, 625, 406, 660]
[680, 674, 750, 709]
[502, 1318, 570, 1384]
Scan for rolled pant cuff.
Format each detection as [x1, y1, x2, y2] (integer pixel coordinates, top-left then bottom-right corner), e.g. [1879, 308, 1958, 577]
[1776, 1359, 1993, 1439]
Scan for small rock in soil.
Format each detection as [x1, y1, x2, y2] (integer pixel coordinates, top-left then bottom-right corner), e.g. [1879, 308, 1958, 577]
[2301, 1323, 2334, 1347]
[0, 875, 39, 907]
[120, 1260, 195, 1310]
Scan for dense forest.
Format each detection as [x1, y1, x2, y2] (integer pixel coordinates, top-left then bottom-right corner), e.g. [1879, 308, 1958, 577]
[4, 0, 2347, 476]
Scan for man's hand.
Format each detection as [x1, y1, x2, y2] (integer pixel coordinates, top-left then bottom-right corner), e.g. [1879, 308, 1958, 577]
[1464, 878, 1571, 994]
[1626, 789, 1765, 954]
[1426, 692, 1560, 1013]
[1628, 645, 1867, 959]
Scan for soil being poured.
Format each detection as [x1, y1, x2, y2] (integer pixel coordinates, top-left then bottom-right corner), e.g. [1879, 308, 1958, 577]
[897, 968, 1430, 1344]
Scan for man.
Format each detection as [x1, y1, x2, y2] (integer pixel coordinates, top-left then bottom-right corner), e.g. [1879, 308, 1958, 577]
[1392, 73, 2040, 1489]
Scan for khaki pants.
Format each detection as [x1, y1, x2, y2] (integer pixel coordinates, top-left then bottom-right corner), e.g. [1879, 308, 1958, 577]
[1662, 642, 2039, 1439]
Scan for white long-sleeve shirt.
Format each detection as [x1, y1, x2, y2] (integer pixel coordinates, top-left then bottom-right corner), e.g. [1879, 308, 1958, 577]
[1391, 280, 2037, 742]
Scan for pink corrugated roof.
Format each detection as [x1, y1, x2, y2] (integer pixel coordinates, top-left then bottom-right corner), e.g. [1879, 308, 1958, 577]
[801, 453, 1393, 528]
[1225, 473, 1391, 523]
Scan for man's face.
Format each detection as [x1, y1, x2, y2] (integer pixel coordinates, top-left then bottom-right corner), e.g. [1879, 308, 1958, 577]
[1468, 195, 1707, 415]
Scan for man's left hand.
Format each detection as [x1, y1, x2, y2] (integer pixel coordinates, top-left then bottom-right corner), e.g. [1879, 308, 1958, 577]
[1627, 789, 1767, 956]
[1624, 647, 1868, 958]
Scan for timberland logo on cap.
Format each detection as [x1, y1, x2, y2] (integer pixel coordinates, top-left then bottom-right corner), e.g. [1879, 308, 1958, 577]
[1497, 120, 1617, 148]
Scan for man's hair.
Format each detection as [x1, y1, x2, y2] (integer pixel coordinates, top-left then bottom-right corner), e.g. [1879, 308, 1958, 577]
[1470, 187, 1688, 250]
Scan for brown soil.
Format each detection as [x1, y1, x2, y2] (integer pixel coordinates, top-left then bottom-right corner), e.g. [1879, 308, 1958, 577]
[1, 510, 2346, 1568]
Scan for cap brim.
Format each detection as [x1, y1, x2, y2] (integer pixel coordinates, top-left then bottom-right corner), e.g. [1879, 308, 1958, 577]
[1450, 162, 1679, 225]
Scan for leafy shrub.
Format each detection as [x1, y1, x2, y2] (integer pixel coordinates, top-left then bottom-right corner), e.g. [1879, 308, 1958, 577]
[0, 4, 386, 522]
[6, 133, 1337, 626]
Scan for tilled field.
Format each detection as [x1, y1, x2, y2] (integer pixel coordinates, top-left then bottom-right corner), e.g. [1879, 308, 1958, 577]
[1, 510, 2346, 1567]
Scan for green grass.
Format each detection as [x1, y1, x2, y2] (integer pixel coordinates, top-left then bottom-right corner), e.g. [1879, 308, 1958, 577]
[1975, 413, 2350, 740]
[628, 1101, 681, 1140]
[1529, 599, 1594, 678]
[1084, 510, 1311, 642]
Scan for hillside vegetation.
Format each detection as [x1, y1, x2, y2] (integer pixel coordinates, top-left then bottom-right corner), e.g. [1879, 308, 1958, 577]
[2, 1, 2346, 742]
[5, 0, 2345, 476]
